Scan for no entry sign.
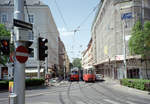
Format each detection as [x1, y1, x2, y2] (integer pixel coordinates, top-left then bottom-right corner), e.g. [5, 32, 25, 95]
[16, 46, 28, 63]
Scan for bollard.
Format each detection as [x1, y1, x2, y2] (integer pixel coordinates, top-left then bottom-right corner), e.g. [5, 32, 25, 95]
[9, 93, 17, 104]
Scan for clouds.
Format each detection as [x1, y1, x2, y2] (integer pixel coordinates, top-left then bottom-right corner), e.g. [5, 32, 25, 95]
[58, 27, 74, 36]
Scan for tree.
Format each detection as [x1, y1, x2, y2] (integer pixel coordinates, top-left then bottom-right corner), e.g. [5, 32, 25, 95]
[72, 58, 81, 69]
[0, 24, 10, 66]
[129, 21, 150, 79]
[129, 21, 150, 57]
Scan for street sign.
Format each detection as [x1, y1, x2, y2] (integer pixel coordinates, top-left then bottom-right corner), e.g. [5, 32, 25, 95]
[16, 46, 28, 63]
[121, 12, 132, 20]
[15, 28, 33, 41]
[13, 19, 33, 30]
[9, 81, 14, 93]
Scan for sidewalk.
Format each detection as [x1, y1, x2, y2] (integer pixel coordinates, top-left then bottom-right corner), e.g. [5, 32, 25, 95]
[103, 77, 150, 97]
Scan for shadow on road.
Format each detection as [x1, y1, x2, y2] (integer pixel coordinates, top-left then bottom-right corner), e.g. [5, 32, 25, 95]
[95, 79, 105, 83]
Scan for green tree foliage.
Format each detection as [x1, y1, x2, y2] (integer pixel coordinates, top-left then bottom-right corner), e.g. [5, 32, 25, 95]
[0, 24, 10, 37]
[72, 58, 81, 69]
[129, 21, 150, 79]
[0, 24, 10, 66]
[129, 21, 150, 58]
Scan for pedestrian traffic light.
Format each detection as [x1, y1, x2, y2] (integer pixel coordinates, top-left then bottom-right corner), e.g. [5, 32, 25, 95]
[38, 37, 48, 61]
[0, 39, 10, 55]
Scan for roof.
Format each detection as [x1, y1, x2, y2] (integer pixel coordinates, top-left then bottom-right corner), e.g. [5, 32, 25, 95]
[0, 0, 46, 6]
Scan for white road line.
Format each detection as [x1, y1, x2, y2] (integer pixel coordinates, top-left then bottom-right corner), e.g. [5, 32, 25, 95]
[0, 98, 8, 101]
[104, 99, 121, 104]
[126, 101, 137, 104]
[77, 101, 86, 104]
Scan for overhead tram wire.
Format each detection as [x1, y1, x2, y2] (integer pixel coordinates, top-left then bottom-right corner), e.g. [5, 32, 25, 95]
[24, 0, 34, 34]
[54, 0, 69, 30]
[71, 2, 99, 59]
[73, 3, 99, 32]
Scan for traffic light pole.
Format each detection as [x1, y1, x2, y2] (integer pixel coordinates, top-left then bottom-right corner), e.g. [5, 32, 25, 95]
[37, 61, 40, 79]
[14, 0, 25, 104]
[45, 57, 48, 74]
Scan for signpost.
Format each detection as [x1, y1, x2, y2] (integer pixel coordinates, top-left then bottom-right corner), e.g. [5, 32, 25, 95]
[13, 19, 33, 30]
[16, 46, 28, 63]
[121, 12, 132, 78]
[13, 0, 33, 104]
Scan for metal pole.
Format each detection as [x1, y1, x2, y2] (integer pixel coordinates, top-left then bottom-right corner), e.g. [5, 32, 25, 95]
[37, 61, 40, 79]
[37, 33, 40, 79]
[45, 57, 48, 74]
[123, 20, 127, 78]
[64, 60, 66, 80]
[14, 0, 25, 104]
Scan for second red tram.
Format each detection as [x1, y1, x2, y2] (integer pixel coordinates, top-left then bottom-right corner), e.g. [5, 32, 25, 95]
[83, 67, 95, 82]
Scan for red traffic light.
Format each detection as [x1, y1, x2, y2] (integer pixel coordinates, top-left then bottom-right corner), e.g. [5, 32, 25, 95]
[2, 40, 8, 46]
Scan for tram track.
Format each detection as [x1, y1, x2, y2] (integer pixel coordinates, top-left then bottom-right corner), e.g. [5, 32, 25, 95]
[86, 82, 127, 104]
[78, 81, 103, 104]
[96, 82, 150, 104]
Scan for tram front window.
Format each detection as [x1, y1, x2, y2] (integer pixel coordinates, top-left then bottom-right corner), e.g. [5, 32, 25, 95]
[88, 70, 93, 74]
[72, 71, 78, 75]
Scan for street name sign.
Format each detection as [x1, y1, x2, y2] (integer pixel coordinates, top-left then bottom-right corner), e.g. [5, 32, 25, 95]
[13, 19, 33, 30]
[121, 12, 132, 20]
[16, 46, 28, 63]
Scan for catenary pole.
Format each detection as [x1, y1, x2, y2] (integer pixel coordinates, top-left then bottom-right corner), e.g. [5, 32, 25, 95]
[14, 0, 25, 104]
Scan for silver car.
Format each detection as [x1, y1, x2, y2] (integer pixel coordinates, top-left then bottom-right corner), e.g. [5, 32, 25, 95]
[96, 74, 104, 81]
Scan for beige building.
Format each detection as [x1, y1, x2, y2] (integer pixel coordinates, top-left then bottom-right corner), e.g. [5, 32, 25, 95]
[0, 0, 62, 78]
[92, 0, 150, 79]
[82, 39, 93, 70]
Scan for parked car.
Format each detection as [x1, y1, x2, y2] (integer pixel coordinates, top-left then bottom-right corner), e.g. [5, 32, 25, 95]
[96, 74, 104, 81]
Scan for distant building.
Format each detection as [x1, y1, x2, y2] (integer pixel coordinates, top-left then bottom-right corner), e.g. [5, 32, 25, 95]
[0, 0, 63, 79]
[91, 0, 150, 79]
[82, 38, 93, 70]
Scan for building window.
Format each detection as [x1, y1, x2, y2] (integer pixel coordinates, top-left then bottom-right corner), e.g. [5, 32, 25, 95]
[1, 14, 7, 23]
[29, 15, 34, 23]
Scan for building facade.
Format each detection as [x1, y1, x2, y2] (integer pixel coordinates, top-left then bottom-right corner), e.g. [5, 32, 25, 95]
[0, 0, 63, 79]
[91, 0, 150, 79]
[82, 39, 93, 70]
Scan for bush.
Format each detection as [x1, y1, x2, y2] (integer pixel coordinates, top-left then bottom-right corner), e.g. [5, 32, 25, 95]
[0, 80, 9, 90]
[120, 79, 150, 91]
[25, 78, 45, 87]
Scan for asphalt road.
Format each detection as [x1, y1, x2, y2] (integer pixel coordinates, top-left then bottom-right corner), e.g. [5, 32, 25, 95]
[0, 80, 150, 104]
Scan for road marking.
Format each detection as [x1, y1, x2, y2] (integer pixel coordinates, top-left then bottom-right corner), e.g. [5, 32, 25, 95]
[0, 98, 8, 101]
[126, 101, 137, 104]
[77, 101, 86, 104]
[28, 102, 53, 104]
[104, 99, 120, 104]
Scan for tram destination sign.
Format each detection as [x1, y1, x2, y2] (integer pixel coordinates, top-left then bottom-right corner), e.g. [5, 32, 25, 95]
[13, 19, 33, 30]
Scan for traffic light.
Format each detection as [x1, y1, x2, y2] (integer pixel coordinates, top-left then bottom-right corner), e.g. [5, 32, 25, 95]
[38, 37, 48, 61]
[0, 39, 10, 55]
[25, 41, 34, 57]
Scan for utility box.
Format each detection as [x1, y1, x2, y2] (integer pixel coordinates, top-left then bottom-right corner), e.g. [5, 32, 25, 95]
[9, 93, 17, 104]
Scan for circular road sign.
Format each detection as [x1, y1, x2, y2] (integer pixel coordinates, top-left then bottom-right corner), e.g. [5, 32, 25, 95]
[16, 46, 28, 63]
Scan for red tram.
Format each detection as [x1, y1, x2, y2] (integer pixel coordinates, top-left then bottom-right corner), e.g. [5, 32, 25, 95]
[83, 67, 95, 82]
[70, 68, 79, 81]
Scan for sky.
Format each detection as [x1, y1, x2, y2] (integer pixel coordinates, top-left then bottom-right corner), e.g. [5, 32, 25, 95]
[42, 0, 100, 62]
